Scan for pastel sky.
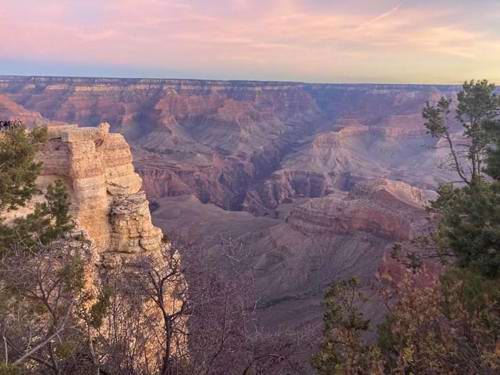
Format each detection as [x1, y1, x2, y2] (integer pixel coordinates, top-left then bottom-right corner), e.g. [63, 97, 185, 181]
[1, 0, 499, 83]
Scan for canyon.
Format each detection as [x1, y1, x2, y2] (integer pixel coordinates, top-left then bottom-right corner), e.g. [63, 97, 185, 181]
[0, 76, 459, 330]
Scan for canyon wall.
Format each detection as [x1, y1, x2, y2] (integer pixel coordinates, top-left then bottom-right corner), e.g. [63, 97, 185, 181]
[0, 76, 459, 212]
[0, 76, 455, 330]
[38, 123, 163, 266]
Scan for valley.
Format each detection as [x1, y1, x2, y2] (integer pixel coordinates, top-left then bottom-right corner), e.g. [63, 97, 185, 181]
[0, 75, 458, 330]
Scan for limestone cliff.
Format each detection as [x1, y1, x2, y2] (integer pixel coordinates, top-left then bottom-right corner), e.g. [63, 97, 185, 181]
[38, 123, 163, 266]
[30, 123, 185, 368]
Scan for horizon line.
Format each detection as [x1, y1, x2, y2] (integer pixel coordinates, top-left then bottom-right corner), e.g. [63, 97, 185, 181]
[0, 73, 472, 87]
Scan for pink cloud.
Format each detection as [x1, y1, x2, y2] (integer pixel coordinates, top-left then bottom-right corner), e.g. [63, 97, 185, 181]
[1, 0, 499, 83]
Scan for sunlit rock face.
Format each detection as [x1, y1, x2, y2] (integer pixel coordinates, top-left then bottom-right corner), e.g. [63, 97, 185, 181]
[37, 123, 162, 262]
[30, 123, 185, 368]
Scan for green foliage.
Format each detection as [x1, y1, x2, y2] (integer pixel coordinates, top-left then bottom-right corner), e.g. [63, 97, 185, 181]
[0, 121, 47, 211]
[423, 80, 500, 278]
[88, 287, 112, 329]
[423, 79, 500, 185]
[0, 179, 74, 253]
[44, 180, 74, 236]
[0, 364, 19, 375]
[315, 269, 499, 373]
[457, 80, 499, 134]
[423, 96, 452, 138]
[0, 121, 91, 373]
[0, 121, 75, 254]
[458, 80, 499, 183]
[441, 268, 500, 320]
[322, 279, 370, 334]
[432, 181, 500, 278]
[55, 340, 79, 360]
[484, 114, 500, 180]
[382, 268, 498, 373]
[312, 279, 384, 374]
[58, 253, 85, 293]
[313, 80, 500, 373]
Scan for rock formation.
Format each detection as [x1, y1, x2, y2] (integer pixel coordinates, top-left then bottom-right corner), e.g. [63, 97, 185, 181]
[38, 123, 163, 268]
[0, 75, 455, 331]
[22, 122, 186, 369]
[0, 76, 460, 211]
[287, 179, 432, 241]
[0, 94, 47, 125]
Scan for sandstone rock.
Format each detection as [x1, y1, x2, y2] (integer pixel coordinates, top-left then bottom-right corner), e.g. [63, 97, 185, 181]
[287, 179, 431, 241]
[350, 178, 437, 208]
[38, 123, 145, 251]
[109, 192, 163, 255]
[31, 123, 186, 366]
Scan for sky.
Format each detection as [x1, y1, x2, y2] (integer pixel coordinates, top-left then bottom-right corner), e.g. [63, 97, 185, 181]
[1, 0, 499, 83]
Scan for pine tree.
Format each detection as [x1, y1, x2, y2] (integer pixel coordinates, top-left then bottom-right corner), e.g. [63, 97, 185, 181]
[424, 80, 500, 277]
[423, 79, 499, 186]
[312, 279, 384, 374]
[0, 120, 47, 211]
[0, 122, 74, 253]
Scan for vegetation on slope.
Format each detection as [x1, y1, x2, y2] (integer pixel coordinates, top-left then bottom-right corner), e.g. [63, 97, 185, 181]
[313, 80, 500, 374]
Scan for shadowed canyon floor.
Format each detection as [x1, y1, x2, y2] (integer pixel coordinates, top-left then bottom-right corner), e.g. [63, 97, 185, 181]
[0, 76, 458, 330]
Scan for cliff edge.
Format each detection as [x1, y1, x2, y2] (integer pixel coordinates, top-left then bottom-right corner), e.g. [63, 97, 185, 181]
[38, 123, 163, 267]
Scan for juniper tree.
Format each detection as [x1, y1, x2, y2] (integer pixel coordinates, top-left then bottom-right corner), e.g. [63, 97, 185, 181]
[424, 80, 500, 277]
[0, 121, 94, 374]
[0, 120, 47, 212]
[0, 122, 74, 253]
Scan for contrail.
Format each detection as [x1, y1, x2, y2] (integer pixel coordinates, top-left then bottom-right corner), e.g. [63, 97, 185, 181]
[357, 0, 406, 30]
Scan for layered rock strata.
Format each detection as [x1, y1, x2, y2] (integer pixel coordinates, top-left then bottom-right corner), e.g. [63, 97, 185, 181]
[32, 123, 185, 365]
[0, 76, 459, 212]
[38, 123, 162, 264]
[286, 179, 432, 241]
[0, 76, 457, 332]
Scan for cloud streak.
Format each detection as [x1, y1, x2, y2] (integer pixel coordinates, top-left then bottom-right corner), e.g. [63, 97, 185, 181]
[357, 0, 406, 30]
